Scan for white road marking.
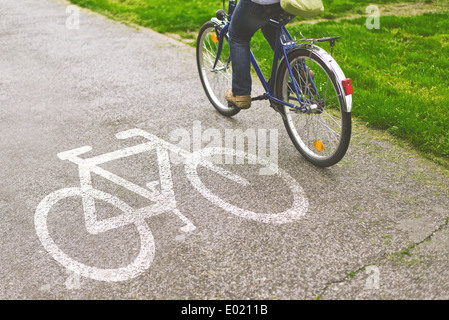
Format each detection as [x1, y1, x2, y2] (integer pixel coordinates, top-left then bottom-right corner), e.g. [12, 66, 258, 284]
[35, 129, 308, 282]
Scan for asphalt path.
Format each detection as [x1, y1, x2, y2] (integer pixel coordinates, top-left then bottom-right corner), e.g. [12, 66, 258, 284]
[1, 0, 449, 300]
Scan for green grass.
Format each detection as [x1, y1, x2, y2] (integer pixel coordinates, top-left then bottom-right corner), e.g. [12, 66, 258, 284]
[69, 0, 449, 166]
[303, 0, 428, 20]
[69, 0, 219, 33]
[68, 0, 436, 32]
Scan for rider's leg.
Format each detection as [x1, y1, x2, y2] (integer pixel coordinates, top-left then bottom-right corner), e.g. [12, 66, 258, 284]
[260, 9, 296, 87]
[227, 0, 281, 108]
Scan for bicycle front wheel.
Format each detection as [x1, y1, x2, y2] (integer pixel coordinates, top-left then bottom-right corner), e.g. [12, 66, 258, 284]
[35, 188, 155, 282]
[275, 47, 352, 167]
[196, 21, 240, 117]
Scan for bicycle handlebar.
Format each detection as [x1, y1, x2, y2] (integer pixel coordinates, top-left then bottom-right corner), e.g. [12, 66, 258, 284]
[115, 128, 149, 140]
[115, 129, 190, 158]
[58, 146, 93, 160]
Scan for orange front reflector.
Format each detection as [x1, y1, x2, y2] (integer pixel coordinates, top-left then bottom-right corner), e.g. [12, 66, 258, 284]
[313, 140, 325, 151]
[211, 34, 218, 43]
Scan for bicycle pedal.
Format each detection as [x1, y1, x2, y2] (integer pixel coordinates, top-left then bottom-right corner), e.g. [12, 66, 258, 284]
[228, 101, 237, 108]
[251, 94, 268, 101]
[180, 224, 196, 233]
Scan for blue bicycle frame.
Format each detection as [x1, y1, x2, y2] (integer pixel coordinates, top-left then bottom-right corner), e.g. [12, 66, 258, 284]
[212, 0, 317, 113]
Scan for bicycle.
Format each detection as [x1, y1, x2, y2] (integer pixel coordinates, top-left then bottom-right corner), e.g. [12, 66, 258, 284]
[35, 129, 308, 282]
[196, 0, 353, 168]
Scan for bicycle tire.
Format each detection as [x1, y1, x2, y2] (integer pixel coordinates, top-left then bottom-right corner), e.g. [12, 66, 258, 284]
[196, 21, 240, 117]
[184, 147, 308, 224]
[34, 187, 155, 282]
[275, 47, 352, 167]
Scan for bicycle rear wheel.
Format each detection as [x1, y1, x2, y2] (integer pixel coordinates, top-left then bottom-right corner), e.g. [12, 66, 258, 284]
[196, 21, 240, 117]
[184, 147, 308, 224]
[275, 47, 351, 167]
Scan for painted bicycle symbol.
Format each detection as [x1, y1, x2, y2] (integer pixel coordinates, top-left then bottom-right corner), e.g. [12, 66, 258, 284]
[35, 129, 308, 282]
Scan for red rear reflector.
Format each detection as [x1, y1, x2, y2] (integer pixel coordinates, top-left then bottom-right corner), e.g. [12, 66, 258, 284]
[342, 78, 353, 96]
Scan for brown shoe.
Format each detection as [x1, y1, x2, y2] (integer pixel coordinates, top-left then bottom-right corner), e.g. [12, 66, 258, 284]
[225, 89, 251, 109]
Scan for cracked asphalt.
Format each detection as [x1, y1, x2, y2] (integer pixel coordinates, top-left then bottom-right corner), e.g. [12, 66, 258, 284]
[1, 0, 448, 300]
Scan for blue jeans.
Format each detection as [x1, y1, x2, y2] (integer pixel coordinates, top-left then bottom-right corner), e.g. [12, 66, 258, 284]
[228, 0, 293, 96]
